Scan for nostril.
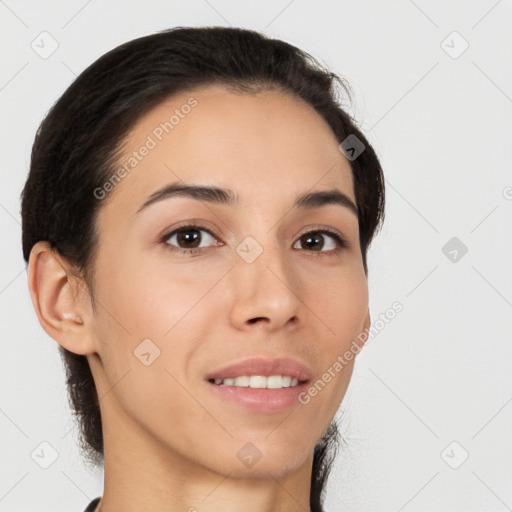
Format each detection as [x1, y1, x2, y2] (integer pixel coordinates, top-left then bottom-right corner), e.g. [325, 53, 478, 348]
[248, 317, 266, 324]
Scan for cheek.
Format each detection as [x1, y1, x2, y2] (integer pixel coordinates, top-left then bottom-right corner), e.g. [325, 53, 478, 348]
[300, 276, 367, 425]
[92, 268, 206, 437]
[97, 250, 217, 338]
[309, 268, 369, 339]
[126, 270, 223, 337]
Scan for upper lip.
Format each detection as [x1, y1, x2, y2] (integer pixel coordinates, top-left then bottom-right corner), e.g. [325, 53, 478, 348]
[205, 356, 314, 383]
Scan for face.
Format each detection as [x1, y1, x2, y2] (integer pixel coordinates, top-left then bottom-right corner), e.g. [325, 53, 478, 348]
[86, 85, 370, 480]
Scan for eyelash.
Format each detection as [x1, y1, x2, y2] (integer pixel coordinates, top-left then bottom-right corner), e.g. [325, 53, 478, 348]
[159, 221, 348, 258]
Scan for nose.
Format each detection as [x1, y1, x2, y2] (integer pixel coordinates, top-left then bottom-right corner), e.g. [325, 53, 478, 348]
[227, 238, 302, 333]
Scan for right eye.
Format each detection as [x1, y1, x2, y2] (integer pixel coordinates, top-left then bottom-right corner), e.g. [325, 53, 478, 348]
[160, 224, 222, 255]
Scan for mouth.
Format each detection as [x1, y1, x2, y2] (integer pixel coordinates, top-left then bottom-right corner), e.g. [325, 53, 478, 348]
[203, 356, 314, 412]
[204, 356, 314, 385]
[206, 376, 310, 387]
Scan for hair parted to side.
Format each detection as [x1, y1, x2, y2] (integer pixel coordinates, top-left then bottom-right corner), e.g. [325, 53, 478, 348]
[21, 26, 385, 511]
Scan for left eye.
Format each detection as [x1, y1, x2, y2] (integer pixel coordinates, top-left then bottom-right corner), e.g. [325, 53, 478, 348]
[292, 231, 343, 252]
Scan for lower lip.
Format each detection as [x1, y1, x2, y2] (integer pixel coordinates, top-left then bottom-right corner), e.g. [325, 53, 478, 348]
[205, 380, 310, 412]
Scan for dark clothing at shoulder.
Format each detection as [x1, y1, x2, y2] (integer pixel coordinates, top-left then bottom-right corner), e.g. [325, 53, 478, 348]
[83, 497, 101, 512]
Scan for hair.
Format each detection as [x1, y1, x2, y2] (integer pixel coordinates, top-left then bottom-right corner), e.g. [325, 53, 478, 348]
[21, 26, 385, 511]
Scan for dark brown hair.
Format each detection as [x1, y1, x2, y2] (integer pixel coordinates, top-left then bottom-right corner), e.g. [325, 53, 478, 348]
[21, 26, 385, 511]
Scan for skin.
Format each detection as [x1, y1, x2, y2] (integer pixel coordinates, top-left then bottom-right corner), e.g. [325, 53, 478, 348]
[28, 85, 371, 512]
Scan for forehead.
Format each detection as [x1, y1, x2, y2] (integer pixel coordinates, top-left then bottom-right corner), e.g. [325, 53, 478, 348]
[100, 85, 355, 219]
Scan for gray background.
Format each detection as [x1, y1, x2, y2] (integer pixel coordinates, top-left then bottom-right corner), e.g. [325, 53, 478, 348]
[1, 1, 511, 511]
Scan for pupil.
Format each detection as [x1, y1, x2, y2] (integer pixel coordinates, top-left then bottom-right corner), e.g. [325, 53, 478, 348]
[178, 229, 200, 248]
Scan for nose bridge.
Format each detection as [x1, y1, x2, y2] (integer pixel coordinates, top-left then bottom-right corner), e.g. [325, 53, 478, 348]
[228, 229, 301, 329]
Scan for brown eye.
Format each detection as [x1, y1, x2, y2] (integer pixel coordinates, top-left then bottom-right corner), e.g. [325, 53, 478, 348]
[298, 232, 325, 251]
[175, 228, 201, 248]
[163, 226, 218, 251]
[293, 230, 346, 254]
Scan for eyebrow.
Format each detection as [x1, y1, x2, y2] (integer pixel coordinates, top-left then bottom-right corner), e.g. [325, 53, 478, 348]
[136, 182, 358, 217]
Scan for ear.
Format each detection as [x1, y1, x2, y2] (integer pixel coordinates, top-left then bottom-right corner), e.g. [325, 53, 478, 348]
[27, 241, 96, 355]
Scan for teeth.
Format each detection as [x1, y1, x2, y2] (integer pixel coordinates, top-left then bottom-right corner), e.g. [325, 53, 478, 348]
[213, 375, 300, 388]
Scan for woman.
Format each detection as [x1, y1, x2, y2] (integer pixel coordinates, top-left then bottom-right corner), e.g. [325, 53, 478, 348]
[21, 26, 385, 512]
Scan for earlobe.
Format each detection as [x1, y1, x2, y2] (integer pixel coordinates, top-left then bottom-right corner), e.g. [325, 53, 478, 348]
[27, 241, 94, 355]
